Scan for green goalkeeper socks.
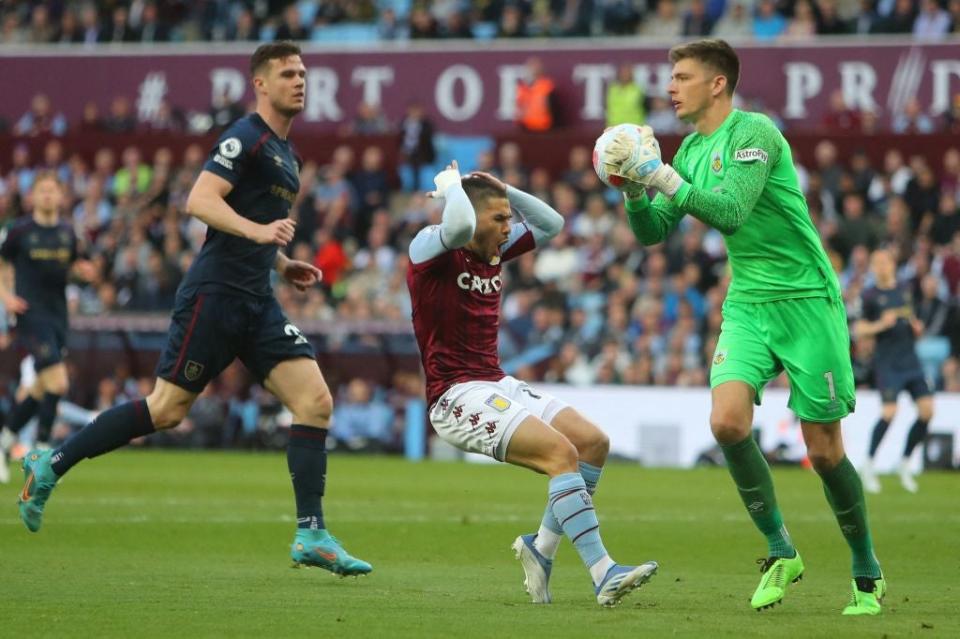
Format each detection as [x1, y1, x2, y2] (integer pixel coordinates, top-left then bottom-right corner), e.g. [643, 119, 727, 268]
[816, 456, 882, 578]
[720, 435, 796, 559]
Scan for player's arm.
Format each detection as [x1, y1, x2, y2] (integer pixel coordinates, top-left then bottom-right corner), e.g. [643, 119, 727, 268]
[623, 191, 685, 246]
[408, 163, 475, 265]
[614, 121, 781, 235]
[185, 171, 295, 246]
[0, 259, 27, 314]
[275, 251, 322, 292]
[607, 137, 687, 245]
[504, 184, 563, 245]
[854, 294, 897, 337]
[0, 229, 27, 313]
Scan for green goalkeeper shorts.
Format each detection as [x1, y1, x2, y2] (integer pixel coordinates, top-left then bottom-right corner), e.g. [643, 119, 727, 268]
[709, 296, 856, 423]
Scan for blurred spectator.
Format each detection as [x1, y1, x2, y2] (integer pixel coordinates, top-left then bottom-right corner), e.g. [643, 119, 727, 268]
[930, 192, 960, 245]
[136, 2, 170, 43]
[913, 0, 952, 39]
[330, 379, 395, 452]
[275, 4, 308, 40]
[56, 7, 83, 43]
[351, 146, 391, 240]
[312, 228, 348, 288]
[2, 10, 27, 44]
[784, 0, 818, 39]
[228, 8, 260, 41]
[713, 1, 754, 38]
[753, 0, 788, 40]
[606, 63, 645, 127]
[101, 5, 138, 43]
[144, 100, 185, 132]
[640, 0, 683, 37]
[892, 97, 936, 134]
[114, 146, 153, 199]
[516, 57, 558, 133]
[101, 96, 137, 133]
[346, 102, 391, 135]
[209, 89, 245, 131]
[398, 102, 436, 192]
[78, 4, 101, 44]
[876, 0, 916, 32]
[683, 0, 716, 36]
[602, 0, 645, 34]
[821, 89, 862, 133]
[409, 5, 440, 38]
[442, 9, 474, 38]
[646, 96, 683, 134]
[29, 4, 56, 43]
[14, 93, 67, 137]
[905, 163, 941, 231]
[850, 0, 883, 33]
[498, 3, 528, 37]
[378, 8, 403, 39]
[815, 0, 849, 34]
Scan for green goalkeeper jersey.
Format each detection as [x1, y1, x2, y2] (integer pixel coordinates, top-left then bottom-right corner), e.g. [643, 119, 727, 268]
[625, 109, 839, 303]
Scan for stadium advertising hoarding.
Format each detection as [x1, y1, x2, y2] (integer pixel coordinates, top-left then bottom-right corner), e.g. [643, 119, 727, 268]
[534, 385, 960, 472]
[3, 41, 960, 134]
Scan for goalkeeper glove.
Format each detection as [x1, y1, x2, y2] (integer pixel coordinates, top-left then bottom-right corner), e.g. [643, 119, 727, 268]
[608, 129, 685, 198]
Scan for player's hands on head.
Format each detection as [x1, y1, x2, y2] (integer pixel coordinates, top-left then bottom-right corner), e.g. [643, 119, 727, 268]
[427, 160, 462, 198]
[254, 218, 297, 247]
[466, 170, 508, 191]
[281, 259, 323, 292]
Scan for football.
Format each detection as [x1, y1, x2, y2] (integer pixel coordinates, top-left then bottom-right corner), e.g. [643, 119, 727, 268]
[592, 123, 649, 189]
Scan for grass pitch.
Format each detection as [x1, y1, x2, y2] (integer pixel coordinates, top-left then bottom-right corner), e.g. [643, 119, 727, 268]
[1, 452, 957, 638]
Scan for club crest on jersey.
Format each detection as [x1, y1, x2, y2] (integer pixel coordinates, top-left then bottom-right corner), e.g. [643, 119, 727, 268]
[713, 349, 727, 366]
[484, 394, 511, 412]
[457, 272, 502, 294]
[184, 360, 205, 381]
[711, 151, 722, 173]
[734, 148, 768, 164]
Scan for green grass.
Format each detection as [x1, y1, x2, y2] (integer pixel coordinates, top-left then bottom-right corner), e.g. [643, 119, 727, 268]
[1, 452, 957, 638]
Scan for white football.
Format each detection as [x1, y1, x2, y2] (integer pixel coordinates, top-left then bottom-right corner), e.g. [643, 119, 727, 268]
[592, 123, 651, 189]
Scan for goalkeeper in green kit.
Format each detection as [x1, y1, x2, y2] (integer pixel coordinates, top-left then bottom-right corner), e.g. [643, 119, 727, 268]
[599, 39, 885, 615]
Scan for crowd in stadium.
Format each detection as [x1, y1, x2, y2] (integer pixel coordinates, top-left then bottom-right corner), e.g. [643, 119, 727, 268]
[2, 92, 960, 421]
[1, 0, 960, 44]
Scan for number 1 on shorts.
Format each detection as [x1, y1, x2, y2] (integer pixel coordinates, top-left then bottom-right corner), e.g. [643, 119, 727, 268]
[823, 371, 836, 402]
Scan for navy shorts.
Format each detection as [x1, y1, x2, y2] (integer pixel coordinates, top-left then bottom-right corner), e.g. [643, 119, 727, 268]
[18, 316, 67, 371]
[155, 288, 316, 393]
[876, 366, 931, 404]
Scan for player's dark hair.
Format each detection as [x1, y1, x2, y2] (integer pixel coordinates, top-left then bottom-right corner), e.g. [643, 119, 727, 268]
[669, 39, 740, 96]
[32, 170, 63, 189]
[461, 175, 507, 212]
[250, 41, 302, 76]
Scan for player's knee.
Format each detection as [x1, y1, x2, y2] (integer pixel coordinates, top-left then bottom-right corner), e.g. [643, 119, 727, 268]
[918, 404, 934, 422]
[296, 388, 333, 426]
[583, 428, 610, 461]
[808, 452, 841, 474]
[881, 406, 897, 422]
[146, 394, 190, 430]
[545, 436, 579, 475]
[710, 412, 751, 445]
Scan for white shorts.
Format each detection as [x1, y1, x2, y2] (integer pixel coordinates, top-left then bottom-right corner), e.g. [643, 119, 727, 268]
[429, 375, 568, 461]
